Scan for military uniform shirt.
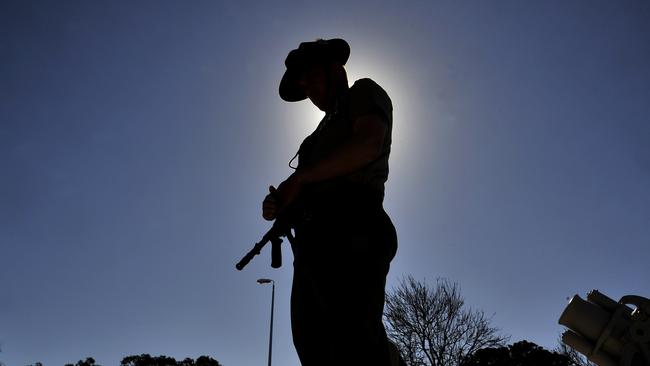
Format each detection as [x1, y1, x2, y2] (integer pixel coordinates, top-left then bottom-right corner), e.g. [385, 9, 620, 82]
[297, 78, 393, 201]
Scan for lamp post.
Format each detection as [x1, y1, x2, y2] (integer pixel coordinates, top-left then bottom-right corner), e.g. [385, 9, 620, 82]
[257, 278, 275, 366]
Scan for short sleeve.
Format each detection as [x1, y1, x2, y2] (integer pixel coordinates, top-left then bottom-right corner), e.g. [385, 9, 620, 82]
[348, 78, 393, 124]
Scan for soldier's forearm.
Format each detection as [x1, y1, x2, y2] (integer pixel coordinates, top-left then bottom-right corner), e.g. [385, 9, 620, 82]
[294, 114, 387, 185]
[296, 136, 381, 185]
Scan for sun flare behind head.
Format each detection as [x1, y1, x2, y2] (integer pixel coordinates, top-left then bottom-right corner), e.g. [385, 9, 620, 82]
[285, 99, 325, 142]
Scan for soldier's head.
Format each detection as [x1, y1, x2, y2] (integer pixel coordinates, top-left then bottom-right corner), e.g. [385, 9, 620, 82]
[297, 61, 348, 112]
[280, 38, 350, 112]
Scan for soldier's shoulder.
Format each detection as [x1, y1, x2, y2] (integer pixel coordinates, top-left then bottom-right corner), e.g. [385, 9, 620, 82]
[349, 78, 392, 107]
[351, 78, 384, 93]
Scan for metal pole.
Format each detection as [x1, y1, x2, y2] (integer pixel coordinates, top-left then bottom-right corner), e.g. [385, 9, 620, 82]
[258, 278, 275, 366]
[268, 281, 274, 366]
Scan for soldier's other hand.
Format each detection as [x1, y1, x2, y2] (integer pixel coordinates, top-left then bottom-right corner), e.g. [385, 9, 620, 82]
[262, 185, 278, 221]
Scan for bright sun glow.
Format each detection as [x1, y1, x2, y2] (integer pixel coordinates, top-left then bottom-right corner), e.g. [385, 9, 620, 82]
[286, 100, 325, 141]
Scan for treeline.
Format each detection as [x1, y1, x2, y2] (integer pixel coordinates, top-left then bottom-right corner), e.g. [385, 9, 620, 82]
[61, 354, 221, 366]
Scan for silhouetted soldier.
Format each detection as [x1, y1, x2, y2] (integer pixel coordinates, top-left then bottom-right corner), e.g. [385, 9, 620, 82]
[262, 38, 403, 366]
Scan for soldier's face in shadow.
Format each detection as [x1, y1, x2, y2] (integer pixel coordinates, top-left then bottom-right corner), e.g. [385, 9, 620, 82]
[298, 64, 330, 112]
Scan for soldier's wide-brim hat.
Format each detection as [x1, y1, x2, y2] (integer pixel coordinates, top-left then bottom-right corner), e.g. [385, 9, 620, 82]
[279, 38, 350, 102]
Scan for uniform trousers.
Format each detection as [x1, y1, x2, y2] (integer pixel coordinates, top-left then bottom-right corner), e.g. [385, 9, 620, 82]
[290, 198, 398, 366]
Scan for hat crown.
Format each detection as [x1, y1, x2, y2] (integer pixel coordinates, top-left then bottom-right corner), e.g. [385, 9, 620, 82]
[284, 38, 350, 69]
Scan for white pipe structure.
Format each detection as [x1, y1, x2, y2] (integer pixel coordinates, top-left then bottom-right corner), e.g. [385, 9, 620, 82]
[559, 290, 650, 366]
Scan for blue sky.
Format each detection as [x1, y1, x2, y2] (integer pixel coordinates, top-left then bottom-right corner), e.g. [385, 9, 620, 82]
[1, 1, 649, 365]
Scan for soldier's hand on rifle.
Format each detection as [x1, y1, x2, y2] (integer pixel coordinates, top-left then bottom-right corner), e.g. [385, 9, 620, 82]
[262, 185, 279, 221]
[262, 173, 303, 221]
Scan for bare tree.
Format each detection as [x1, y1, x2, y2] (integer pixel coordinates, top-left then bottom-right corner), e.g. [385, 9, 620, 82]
[384, 276, 509, 366]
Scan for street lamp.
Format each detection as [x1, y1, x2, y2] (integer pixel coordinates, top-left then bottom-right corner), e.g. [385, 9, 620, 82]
[257, 278, 275, 366]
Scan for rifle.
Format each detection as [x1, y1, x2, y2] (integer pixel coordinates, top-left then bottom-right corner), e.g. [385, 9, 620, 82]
[235, 211, 296, 271]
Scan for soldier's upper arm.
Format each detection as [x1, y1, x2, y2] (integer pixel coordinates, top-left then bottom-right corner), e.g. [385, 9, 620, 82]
[348, 79, 392, 155]
[348, 78, 392, 126]
[351, 114, 387, 157]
